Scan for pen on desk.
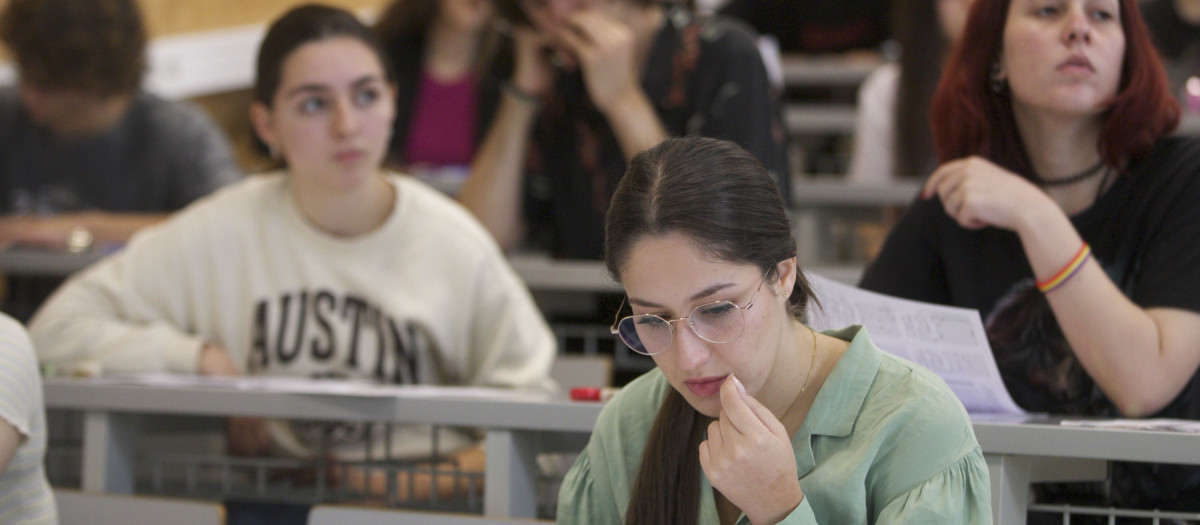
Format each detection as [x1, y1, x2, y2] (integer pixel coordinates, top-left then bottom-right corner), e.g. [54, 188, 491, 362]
[569, 387, 620, 402]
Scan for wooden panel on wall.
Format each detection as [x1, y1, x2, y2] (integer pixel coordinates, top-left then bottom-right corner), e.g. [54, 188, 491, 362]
[139, 0, 383, 37]
[0, 0, 383, 39]
[0, 0, 384, 62]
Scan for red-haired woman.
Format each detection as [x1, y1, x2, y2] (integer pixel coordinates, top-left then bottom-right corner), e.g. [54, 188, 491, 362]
[861, 0, 1200, 513]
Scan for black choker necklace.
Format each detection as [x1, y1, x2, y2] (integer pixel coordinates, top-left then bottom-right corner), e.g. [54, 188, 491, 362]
[1034, 160, 1106, 187]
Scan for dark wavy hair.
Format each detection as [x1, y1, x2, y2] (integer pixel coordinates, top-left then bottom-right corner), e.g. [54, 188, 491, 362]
[0, 0, 146, 97]
[492, 0, 661, 27]
[374, 0, 504, 72]
[930, 0, 1179, 176]
[604, 136, 813, 524]
[254, 4, 397, 107]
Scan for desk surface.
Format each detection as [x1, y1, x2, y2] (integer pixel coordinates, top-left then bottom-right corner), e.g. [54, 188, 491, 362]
[792, 178, 922, 206]
[780, 54, 883, 87]
[44, 378, 1200, 467]
[975, 416, 1200, 464]
[0, 247, 106, 276]
[43, 378, 604, 433]
[785, 104, 857, 135]
[507, 254, 621, 293]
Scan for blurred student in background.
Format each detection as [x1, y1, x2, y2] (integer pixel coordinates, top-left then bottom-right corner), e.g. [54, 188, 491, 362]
[460, 0, 788, 259]
[862, 0, 1200, 515]
[0, 0, 240, 249]
[0, 314, 55, 524]
[559, 137, 990, 524]
[29, 4, 555, 522]
[1140, 0, 1200, 99]
[374, 0, 508, 195]
[848, 0, 973, 183]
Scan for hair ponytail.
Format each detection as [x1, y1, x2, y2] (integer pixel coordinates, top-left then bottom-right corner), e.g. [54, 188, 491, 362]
[624, 389, 711, 525]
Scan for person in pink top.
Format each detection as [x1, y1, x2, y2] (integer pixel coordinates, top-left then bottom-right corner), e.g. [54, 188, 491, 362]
[375, 0, 508, 195]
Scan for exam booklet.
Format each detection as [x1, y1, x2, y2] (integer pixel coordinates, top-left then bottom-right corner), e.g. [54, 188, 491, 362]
[804, 272, 1026, 416]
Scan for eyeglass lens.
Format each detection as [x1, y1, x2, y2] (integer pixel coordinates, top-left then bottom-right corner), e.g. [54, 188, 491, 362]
[616, 301, 745, 355]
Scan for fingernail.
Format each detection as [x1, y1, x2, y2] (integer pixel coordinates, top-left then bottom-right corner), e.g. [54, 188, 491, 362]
[731, 374, 747, 400]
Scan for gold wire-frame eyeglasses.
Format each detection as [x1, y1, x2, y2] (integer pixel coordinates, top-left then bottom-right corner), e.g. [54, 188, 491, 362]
[609, 277, 766, 356]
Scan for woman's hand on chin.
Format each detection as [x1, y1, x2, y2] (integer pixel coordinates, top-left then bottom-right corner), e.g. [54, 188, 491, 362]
[699, 375, 805, 524]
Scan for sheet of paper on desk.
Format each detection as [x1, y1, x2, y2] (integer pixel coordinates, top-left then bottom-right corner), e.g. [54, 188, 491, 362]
[804, 272, 1025, 416]
[90, 373, 554, 401]
[1060, 418, 1200, 433]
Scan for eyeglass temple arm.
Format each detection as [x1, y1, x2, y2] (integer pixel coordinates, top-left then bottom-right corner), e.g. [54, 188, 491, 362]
[610, 296, 627, 333]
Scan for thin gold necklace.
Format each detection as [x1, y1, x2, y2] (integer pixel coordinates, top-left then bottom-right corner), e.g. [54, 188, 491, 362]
[800, 328, 817, 393]
[779, 328, 819, 433]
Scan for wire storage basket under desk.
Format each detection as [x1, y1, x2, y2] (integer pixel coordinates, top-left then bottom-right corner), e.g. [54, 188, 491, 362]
[1027, 503, 1200, 524]
[45, 415, 571, 519]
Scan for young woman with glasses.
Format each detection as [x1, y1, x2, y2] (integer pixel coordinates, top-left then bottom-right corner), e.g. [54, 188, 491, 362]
[557, 136, 991, 524]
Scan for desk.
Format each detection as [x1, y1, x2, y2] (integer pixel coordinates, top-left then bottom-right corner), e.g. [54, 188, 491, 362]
[785, 103, 857, 135]
[507, 252, 863, 290]
[43, 378, 602, 519]
[974, 417, 1200, 524]
[789, 178, 921, 277]
[507, 254, 621, 294]
[46, 378, 1200, 523]
[0, 248, 105, 276]
[780, 54, 883, 88]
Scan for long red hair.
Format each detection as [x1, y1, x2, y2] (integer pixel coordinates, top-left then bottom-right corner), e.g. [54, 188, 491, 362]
[930, 0, 1179, 176]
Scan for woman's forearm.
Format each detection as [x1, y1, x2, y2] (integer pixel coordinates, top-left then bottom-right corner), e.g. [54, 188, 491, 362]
[460, 93, 541, 251]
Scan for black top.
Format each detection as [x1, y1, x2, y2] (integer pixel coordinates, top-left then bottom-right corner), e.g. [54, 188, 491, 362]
[719, 0, 891, 54]
[861, 136, 1200, 509]
[525, 5, 789, 259]
[1140, 0, 1200, 60]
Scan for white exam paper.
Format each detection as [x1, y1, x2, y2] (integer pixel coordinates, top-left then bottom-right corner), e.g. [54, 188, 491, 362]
[805, 272, 1025, 415]
[82, 373, 554, 402]
[1060, 418, 1200, 433]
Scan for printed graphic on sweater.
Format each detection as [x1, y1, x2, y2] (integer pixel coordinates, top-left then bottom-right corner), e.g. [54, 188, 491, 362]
[248, 289, 424, 384]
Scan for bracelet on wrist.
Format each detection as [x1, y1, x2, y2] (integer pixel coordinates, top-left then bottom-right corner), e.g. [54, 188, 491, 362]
[500, 80, 542, 108]
[1036, 242, 1091, 293]
[65, 226, 93, 253]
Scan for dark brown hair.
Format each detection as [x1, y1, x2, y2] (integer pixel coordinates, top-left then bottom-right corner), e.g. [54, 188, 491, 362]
[604, 136, 814, 524]
[0, 0, 146, 97]
[373, 0, 503, 79]
[254, 4, 397, 107]
[493, 0, 661, 27]
[374, 0, 440, 44]
[892, 0, 947, 178]
[930, 0, 1179, 175]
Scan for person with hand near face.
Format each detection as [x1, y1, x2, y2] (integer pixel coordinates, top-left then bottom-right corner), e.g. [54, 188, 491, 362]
[557, 137, 990, 524]
[27, 4, 556, 514]
[861, 0, 1200, 513]
[459, 0, 788, 259]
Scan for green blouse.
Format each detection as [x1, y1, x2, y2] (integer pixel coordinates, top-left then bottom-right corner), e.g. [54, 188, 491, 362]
[556, 326, 992, 524]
